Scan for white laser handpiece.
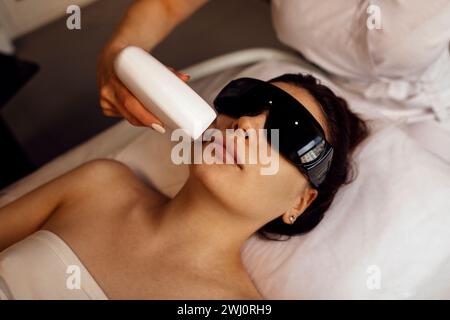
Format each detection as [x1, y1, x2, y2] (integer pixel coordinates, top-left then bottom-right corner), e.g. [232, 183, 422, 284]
[114, 46, 217, 140]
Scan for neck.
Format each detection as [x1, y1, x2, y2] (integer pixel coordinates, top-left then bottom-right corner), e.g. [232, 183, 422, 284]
[151, 176, 258, 270]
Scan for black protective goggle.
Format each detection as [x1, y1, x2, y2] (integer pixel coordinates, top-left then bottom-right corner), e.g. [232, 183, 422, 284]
[213, 77, 334, 188]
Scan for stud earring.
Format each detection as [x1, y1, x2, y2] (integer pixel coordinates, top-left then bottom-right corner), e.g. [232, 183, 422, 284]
[289, 215, 296, 224]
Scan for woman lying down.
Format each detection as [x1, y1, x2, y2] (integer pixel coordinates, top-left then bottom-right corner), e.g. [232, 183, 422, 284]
[0, 74, 368, 300]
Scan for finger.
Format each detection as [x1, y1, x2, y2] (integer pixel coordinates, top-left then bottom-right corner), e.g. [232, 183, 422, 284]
[107, 80, 146, 126]
[100, 84, 115, 102]
[100, 98, 117, 112]
[176, 72, 191, 82]
[100, 97, 139, 123]
[114, 99, 144, 126]
[112, 78, 164, 127]
[123, 95, 163, 127]
[102, 108, 122, 117]
[167, 66, 191, 82]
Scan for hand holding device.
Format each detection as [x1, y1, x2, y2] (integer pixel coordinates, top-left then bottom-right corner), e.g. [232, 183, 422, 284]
[114, 46, 217, 140]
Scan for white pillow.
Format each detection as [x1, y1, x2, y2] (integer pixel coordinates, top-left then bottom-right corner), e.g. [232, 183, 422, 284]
[242, 123, 450, 299]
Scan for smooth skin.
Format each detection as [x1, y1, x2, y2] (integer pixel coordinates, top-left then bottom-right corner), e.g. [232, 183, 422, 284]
[97, 0, 209, 128]
[0, 83, 329, 299]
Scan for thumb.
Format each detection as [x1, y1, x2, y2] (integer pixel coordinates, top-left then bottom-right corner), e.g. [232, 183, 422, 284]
[167, 66, 190, 82]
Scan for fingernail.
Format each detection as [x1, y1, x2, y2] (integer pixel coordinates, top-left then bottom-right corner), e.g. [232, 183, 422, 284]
[151, 123, 166, 134]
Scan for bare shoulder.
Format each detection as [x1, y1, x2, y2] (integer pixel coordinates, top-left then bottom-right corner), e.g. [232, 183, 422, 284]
[69, 159, 166, 201]
[74, 159, 145, 187]
[42, 159, 168, 230]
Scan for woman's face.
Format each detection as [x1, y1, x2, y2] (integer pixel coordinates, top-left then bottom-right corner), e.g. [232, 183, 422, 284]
[190, 82, 329, 225]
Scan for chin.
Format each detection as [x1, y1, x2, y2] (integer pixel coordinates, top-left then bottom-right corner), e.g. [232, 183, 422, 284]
[190, 160, 240, 185]
[189, 161, 246, 202]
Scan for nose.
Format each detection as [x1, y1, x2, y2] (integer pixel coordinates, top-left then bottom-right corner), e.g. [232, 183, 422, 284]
[230, 112, 268, 137]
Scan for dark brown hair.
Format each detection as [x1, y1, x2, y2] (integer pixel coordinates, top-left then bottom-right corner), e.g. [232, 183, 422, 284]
[258, 73, 369, 240]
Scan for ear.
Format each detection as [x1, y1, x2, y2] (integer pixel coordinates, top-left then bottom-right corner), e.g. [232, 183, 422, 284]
[282, 188, 318, 225]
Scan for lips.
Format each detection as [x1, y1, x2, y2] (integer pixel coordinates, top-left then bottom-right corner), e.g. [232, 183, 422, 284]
[212, 135, 242, 169]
